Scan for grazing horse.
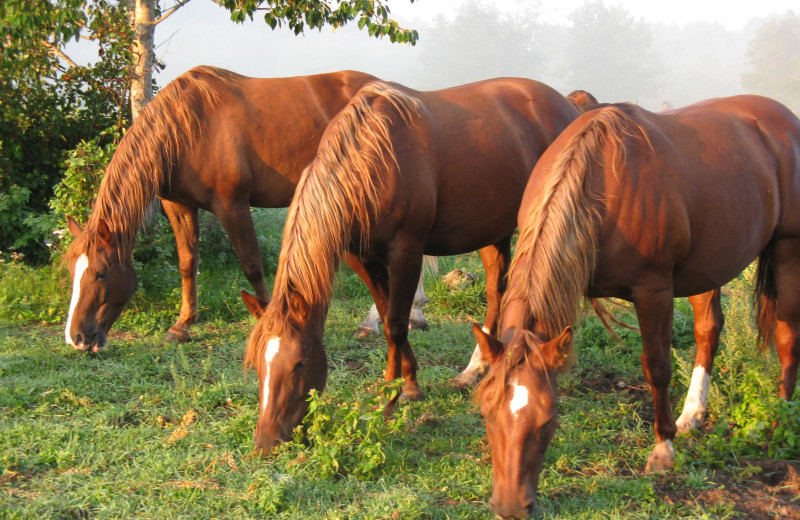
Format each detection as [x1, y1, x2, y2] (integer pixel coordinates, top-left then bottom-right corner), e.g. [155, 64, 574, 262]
[63, 66, 424, 351]
[566, 89, 726, 434]
[243, 78, 580, 450]
[473, 96, 800, 518]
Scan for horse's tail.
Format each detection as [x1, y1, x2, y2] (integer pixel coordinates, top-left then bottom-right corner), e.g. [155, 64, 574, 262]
[507, 106, 640, 339]
[754, 248, 778, 351]
[272, 81, 422, 308]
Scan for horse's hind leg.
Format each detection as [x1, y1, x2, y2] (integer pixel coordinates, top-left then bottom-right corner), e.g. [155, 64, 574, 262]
[453, 236, 512, 389]
[215, 203, 270, 302]
[358, 271, 427, 336]
[773, 239, 800, 400]
[676, 288, 724, 433]
[162, 200, 200, 342]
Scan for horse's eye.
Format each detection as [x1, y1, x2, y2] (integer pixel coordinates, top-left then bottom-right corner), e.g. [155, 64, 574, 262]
[294, 361, 305, 372]
[95, 271, 106, 281]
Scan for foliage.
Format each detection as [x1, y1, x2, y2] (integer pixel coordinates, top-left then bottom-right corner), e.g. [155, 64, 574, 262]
[0, 0, 133, 263]
[50, 125, 123, 227]
[289, 381, 408, 479]
[217, 0, 418, 43]
[742, 11, 800, 115]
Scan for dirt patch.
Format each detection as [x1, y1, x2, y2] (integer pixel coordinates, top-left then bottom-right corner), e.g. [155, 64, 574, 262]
[654, 459, 800, 519]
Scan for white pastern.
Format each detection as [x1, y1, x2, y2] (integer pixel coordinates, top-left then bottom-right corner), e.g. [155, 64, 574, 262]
[509, 382, 530, 416]
[65, 254, 89, 345]
[262, 337, 282, 412]
[676, 365, 710, 431]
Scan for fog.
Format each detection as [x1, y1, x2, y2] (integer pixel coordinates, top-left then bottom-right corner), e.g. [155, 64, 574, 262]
[68, 0, 797, 112]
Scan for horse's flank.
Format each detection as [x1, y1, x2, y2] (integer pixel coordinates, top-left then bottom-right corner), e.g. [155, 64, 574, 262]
[66, 66, 238, 264]
[244, 81, 422, 370]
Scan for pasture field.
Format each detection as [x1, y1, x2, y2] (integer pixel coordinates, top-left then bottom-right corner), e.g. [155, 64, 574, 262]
[1, 209, 799, 519]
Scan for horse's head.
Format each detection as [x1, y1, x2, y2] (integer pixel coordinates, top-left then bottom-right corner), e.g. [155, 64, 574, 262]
[64, 216, 137, 352]
[474, 321, 573, 519]
[243, 291, 328, 452]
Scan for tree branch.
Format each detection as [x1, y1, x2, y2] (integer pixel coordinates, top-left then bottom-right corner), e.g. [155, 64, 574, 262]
[154, 0, 194, 25]
[42, 40, 79, 68]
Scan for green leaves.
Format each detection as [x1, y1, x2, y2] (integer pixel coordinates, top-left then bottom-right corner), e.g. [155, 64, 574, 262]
[219, 0, 418, 45]
[291, 380, 407, 479]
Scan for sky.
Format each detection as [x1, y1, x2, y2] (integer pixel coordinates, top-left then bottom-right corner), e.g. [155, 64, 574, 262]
[141, 0, 797, 84]
[65, 0, 798, 94]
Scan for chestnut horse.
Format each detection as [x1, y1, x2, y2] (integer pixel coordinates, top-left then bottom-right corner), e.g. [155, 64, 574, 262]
[63, 66, 422, 350]
[567, 89, 726, 434]
[243, 78, 580, 450]
[473, 96, 800, 518]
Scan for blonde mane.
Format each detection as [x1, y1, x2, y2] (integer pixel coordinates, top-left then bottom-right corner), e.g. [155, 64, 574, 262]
[244, 81, 422, 369]
[504, 105, 641, 339]
[66, 66, 238, 263]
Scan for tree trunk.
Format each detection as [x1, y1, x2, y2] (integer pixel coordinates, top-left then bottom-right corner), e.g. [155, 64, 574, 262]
[129, 0, 155, 121]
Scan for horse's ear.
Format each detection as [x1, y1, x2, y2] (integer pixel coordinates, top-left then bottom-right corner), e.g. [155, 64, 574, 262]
[241, 290, 268, 318]
[96, 219, 113, 247]
[290, 293, 310, 325]
[67, 216, 83, 238]
[541, 327, 573, 371]
[473, 322, 504, 364]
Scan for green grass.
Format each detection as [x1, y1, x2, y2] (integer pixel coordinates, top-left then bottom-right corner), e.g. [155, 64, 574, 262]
[1, 215, 798, 519]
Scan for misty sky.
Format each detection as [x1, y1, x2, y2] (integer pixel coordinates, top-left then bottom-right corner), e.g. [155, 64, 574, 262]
[147, 0, 797, 85]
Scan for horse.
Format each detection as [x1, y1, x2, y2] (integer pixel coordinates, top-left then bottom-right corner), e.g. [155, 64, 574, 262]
[63, 66, 426, 351]
[566, 89, 727, 434]
[243, 78, 581, 451]
[472, 96, 800, 518]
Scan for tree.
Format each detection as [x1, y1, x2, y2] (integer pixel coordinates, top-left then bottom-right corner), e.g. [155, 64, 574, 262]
[414, 0, 542, 89]
[1, 0, 133, 261]
[127, 0, 418, 118]
[560, 1, 662, 105]
[742, 11, 800, 115]
[0, 0, 417, 261]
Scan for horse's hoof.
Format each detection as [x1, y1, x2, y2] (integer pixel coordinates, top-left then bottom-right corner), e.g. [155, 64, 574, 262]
[644, 441, 675, 473]
[165, 327, 191, 343]
[399, 387, 426, 403]
[408, 318, 429, 331]
[356, 325, 379, 338]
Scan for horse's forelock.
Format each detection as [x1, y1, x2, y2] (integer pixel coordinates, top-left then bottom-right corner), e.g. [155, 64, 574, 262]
[243, 295, 300, 371]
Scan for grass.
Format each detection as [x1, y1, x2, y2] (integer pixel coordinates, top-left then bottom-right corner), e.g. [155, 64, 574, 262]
[1, 209, 798, 519]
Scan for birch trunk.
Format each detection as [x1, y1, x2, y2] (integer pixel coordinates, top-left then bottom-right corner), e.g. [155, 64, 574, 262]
[129, 0, 155, 121]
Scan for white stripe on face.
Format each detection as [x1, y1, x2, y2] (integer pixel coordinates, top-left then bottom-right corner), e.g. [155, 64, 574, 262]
[262, 336, 282, 412]
[65, 254, 89, 345]
[509, 382, 530, 416]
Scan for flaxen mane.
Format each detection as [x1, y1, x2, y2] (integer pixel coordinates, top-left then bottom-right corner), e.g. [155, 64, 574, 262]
[66, 66, 238, 264]
[478, 105, 644, 407]
[505, 105, 643, 339]
[244, 81, 422, 370]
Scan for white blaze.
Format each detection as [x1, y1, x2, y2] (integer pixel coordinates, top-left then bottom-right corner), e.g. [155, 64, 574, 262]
[509, 383, 530, 416]
[262, 337, 282, 411]
[676, 365, 711, 431]
[65, 254, 89, 346]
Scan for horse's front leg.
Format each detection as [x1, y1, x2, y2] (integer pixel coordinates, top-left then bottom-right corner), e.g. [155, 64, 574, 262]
[345, 253, 423, 414]
[161, 199, 200, 342]
[676, 288, 724, 433]
[454, 236, 512, 388]
[215, 202, 270, 303]
[632, 283, 679, 473]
